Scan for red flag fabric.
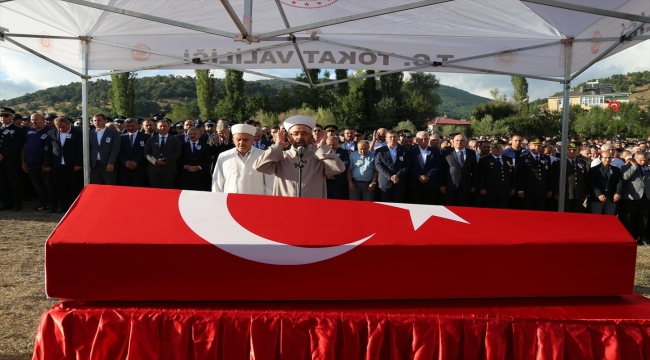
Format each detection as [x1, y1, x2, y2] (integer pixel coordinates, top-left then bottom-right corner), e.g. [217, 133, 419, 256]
[45, 185, 636, 301]
[33, 295, 650, 360]
[608, 101, 621, 112]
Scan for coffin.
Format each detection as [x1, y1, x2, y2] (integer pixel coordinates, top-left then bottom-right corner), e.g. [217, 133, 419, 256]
[45, 185, 636, 301]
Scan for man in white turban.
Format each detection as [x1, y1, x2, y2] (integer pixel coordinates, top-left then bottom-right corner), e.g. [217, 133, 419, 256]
[212, 124, 273, 195]
[254, 115, 345, 198]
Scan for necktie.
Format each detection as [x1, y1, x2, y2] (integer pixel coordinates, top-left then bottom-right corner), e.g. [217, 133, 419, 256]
[496, 157, 502, 165]
[129, 133, 134, 147]
[191, 142, 195, 153]
[535, 156, 539, 162]
[160, 136, 166, 149]
[254, 142, 259, 149]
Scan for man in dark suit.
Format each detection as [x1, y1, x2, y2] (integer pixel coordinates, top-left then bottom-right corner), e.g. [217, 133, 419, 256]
[339, 127, 358, 153]
[588, 150, 623, 215]
[252, 127, 273, 150]
[179, 128, 212, 191]
[326, 136, 349, 200]
[118, 118, 150, 187]
[409, 131, 441, 205]
[374, 130, 410, 203]
[620, 152, 650, 246]
[478, 140, 515, 209]
[552, 141, 588, 213]
[43, 117, 84, 214]
[144, 120, 181, 188]
[175, 120, 195, 143]
[439, 134, 478, 206]
[516, 137, 552, 210]
[89, 114, 121, 185]
[0, 107, 26, 210]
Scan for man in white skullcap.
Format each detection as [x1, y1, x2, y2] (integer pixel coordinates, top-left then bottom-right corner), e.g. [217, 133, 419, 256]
[212, 124, 273, 195]
[254, 115, 345, 198]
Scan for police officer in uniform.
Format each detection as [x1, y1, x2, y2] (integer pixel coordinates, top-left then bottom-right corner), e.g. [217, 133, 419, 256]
[0, 107, 26, 210]
[516, 137, 552, 210]
[552, 141, 588, 212]
[478, 140, 515, 209]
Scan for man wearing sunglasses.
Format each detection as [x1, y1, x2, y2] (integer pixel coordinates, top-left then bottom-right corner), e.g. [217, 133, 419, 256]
[0, 107, 26, 211]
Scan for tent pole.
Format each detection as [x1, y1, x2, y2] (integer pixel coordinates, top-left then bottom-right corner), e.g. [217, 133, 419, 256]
[558, 39, 572, 212]
[260, 0, 452, 39]
[273, 0, 314, 87]
[61, 0, 236, 38]
[243, 0, 253, 35]
[81, 38, 90, 187]
[1, 36, 84, 77]
[522, 0, 650, 23]
[570, 22, 646, 81]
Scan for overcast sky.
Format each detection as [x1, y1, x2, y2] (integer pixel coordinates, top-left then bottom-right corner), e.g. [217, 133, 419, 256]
[1, 41, 648, 103]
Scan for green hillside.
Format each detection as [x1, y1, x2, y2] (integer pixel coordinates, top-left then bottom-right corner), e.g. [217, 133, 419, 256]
[0, 75, 486, 120]
[436, 85, 490, 120]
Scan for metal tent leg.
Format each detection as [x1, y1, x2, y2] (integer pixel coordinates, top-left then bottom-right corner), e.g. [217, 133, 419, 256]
[81, 38, 90, 186]
[558, 40, 572, 212]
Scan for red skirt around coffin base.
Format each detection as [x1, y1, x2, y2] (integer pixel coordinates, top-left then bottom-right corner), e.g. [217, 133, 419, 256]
[45, 185, 636, 301]
[33, 295, 650, 360]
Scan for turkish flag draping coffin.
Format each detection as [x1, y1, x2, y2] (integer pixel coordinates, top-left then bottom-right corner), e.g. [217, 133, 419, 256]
[45, 185, 636, 301]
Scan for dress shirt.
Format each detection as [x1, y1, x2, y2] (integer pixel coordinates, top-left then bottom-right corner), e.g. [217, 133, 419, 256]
[128, 132, 137, 146]
[418, 146, 429, 163]
[388, 146, 398, 163]
[59, 131, 69, 165]
[493, 154, 502, 165]
[95, 128, 105, 160]
[344, 141, 355, 151]
[455, 148, 465, 164]
[237, 150, 251, 164]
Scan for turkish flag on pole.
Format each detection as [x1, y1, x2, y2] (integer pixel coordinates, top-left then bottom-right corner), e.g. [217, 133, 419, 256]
[608, 101, 621, 112]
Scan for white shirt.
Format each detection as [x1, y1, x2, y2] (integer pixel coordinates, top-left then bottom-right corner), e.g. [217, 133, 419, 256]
[59, 131, 69, 165]
[95, 128, 105, 160]
[455, 148, 466, 164]
[374, 140, 387, 149]
[418, 146, 429, 163]
[212, 147, 273, 195]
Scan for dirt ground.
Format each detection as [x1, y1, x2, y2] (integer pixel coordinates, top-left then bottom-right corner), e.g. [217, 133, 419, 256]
[1, 203, 649, 360]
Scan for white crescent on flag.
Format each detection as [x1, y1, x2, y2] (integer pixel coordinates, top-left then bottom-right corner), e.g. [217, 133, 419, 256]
[179, 191, 468, 265]
[178, 191, 373, 265]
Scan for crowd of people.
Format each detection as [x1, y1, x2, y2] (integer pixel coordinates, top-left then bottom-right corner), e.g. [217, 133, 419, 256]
[1, 106, 649, 246]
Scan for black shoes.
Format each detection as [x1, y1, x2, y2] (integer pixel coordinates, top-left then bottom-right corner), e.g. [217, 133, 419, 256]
[51, 208, 67, 215]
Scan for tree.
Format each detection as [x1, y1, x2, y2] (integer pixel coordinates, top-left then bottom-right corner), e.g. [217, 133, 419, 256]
[361, 70, 380, 122]
[471, 101, 517, 121]
[333, 89, 365, 127]
[401, 73, 442, 126]
[511, 76, 529, 115]
[195, 69, 216, 119]
[109, 71, 136, 117]
[471, 115, 511, 138]
[439, 125, 467, 137]
[572, 106, 610, 139]
[373, 96, 398, 127]
[335, 69, 349, 96]
[489, 88, 500, 101]
[393, 120, 417, 134]
[379, 72, 404, 100]
[166, 104, 197, 123]
[215, 69, 245, 121]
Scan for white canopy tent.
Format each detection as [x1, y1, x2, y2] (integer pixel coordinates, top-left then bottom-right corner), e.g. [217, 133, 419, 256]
[1, 0, 648, 210]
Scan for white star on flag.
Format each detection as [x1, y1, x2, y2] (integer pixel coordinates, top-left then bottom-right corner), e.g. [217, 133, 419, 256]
[380, 202, 468, 230]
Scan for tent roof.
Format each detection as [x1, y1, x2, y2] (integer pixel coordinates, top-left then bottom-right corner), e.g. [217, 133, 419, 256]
[1, 0, 648, 81]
